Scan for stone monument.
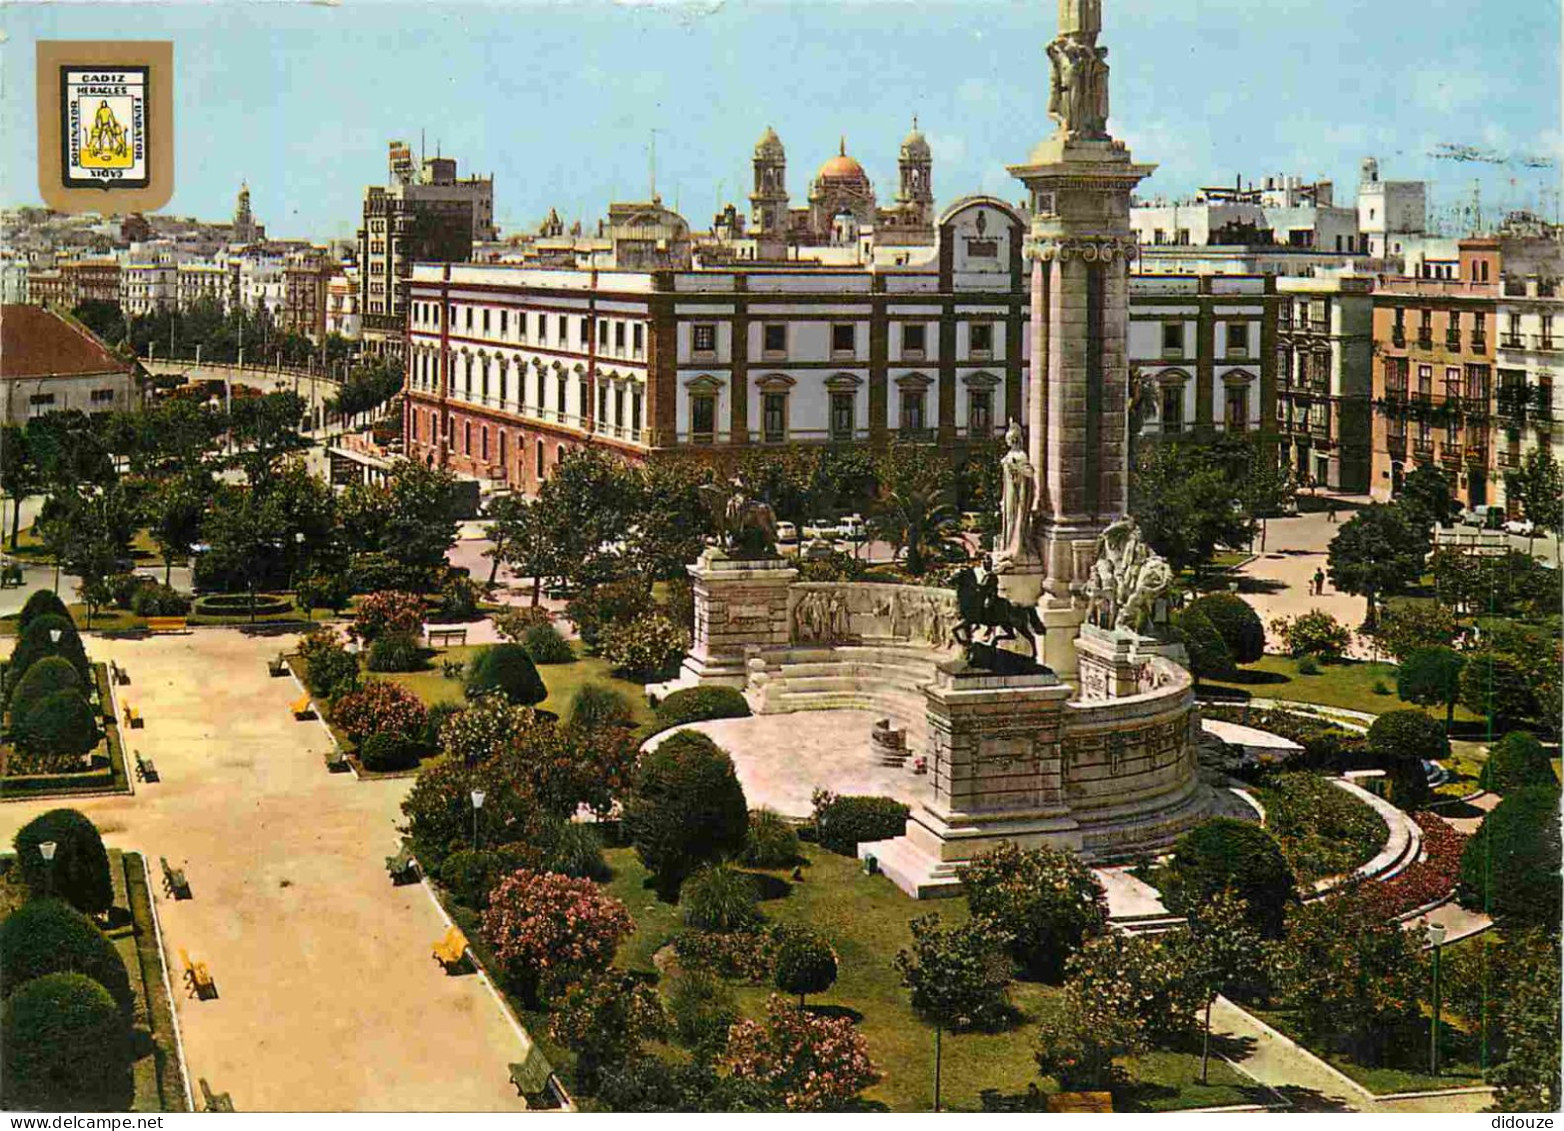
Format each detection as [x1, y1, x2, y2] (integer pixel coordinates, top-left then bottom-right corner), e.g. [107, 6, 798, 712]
[1003, 0, 1156, 676]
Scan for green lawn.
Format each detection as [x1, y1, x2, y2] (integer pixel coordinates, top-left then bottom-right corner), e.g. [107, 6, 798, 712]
[604, 845, 1258, 1113]
[1247, 1006, 1482, 1096]
[383, 642, 655, 728]
[1200, 654, 1486, 724]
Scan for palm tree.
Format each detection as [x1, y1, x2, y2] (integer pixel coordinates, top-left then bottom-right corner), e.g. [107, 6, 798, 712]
[872, 484, 962, 576]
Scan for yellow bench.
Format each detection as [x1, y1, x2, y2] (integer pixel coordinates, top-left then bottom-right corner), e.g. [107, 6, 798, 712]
[146, 616, 188, 634]
[432, 925, 469, 971]
[123, 704, 143, 729]
[179, 947, 215, 999]
[291, 694, 313, 720]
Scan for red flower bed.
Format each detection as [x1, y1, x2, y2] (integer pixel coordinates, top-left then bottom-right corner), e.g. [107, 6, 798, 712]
[1357, 812, 1467, 921]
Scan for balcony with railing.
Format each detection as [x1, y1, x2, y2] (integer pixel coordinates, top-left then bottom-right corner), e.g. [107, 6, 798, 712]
[1536, 334, 1558, 352]
[1465, 445, 1489, 466]
[1412, 439, 1435, 461]
[1498, 448, 1521, 469]
[1391, 326, 1407, 348]
[1439, 445, 1463, 467]
[1471, 334, 1487, 354]
[1445, 331, 1462, 352]
[1501, 333, 1524, 349]
[1417, 330, 1435, 349]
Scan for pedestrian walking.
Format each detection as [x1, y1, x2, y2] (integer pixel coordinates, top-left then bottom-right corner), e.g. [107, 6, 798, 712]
[1327, 501, 1339, 523]
[1313, 567, 1326, 595]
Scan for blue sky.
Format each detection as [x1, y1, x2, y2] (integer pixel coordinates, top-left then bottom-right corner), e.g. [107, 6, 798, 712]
[3, 0, 1559, 241]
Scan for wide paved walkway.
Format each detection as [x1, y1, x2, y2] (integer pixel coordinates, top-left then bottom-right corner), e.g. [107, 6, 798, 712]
[0, 629, 525, 1112]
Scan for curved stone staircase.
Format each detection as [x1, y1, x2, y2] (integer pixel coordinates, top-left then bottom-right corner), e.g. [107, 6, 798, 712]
[749, 643, 950, 754]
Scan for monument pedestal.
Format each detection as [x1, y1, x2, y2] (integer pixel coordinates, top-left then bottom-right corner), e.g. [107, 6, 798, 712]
[861, 660, 1076, 899]
[676, 549, 796, 689]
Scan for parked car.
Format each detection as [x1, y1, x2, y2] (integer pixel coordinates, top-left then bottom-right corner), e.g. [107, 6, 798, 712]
[1462, 504, 1507, 529]
[1503, 516, 1536, 536]
[775, 521, 799, 543]
[804, 518, 841, 540]
[839, 515, 867, 541]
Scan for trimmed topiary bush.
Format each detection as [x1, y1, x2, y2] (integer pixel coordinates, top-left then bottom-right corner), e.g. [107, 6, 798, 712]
[1396, 645, 1466, 728]
[16, 589, 70, 635]
[8, 656, 82, 727]
[1479, 732, 1558, 794]
[13, 809, 113, 915]
[464, 643, 547, 706]
[1172, 606, 1234, 684]
[682, 863, 762, 932]
[624, 731, 750, 897]
[742, 808, 802, 868]
[1458, 785, 1561, 928]
[9, 615, 89, 684]
[1188, 593, 1265, 665]
[568, 682, 635, 732]
[0, 972, 133, 1112]
[12, 690, 100, 759]
[358, 730, 415, 772]
[129, 583, 190, 618]
[811, 790, 910, 856]
[1165, 817, 1296, 938]
[772, 926, 838, 1006]
[1271, 609, 1353, 662]
[0, 899, 133, 1018]
[655, 685, 751, 730]
[521, 622, 576, 665]
[1366, 708, 1445, 809]
[366, 631, 422, 673]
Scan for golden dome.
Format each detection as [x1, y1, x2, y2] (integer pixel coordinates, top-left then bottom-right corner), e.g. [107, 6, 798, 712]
[817, 138, 868, 183]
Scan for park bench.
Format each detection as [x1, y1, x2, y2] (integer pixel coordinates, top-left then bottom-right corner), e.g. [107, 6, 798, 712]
[123, 704, 144, 729]
[385, 843, 419, 885]
[159, 857, 190, 899]
[109, 660, 130, 686]
[426, 627, 468, 649]
[146, 616, 189, 635]
[323, 745, 348, 772]
[508, 1046, 562, 1105]
[1050, 1092, 1113, 1113]
[179, 948, 215, 999]
[291, 693, 314, 720]
[134, 750, 159, 782]
[267, 654, 288, 678]
[431, 925, 469, 972]
[198, 1078, 235, 1113]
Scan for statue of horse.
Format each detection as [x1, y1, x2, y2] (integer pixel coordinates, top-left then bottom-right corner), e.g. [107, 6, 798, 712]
[950, 566, 1044, 661]
[699, 478, 779, 557]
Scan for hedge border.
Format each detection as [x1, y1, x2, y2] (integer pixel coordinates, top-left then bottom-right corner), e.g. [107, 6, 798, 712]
[123, 852, 192, 1111]
[0, 664, 132, 801]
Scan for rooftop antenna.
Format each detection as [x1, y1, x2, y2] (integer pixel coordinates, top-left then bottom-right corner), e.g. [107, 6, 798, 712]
[420, 128, 425, 166]
[649, 129, 661, 203]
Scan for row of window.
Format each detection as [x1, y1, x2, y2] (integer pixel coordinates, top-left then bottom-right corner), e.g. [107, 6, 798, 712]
[687, 386, 996, 445]
[411, 412, 574, 480]
[691, 321, 951, 357]
[1147, 384, 1253, 433]
[1157, 321, 1253, 356]
[411, 302, 647, 356]
[1389, 307, 1492, 349]
[1383, 359, 1494, 403]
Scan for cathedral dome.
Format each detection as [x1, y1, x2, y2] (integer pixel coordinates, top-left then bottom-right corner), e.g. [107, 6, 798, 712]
[817, 139, 869, 185]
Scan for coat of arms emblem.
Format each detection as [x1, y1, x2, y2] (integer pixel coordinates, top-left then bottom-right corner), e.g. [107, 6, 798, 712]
[61, 65, 148, 189]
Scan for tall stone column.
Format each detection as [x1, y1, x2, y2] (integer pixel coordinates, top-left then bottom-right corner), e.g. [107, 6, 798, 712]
[1008, 0, 1153, 674]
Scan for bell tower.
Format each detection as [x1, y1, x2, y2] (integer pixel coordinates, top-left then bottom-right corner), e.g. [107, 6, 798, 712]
[1004, 0, 1155, 674]
[896, 118, 933, 227]
[749, 126, 789, 237]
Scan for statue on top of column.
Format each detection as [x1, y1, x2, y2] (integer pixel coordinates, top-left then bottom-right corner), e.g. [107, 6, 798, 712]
[1047, 0, 1111, 141]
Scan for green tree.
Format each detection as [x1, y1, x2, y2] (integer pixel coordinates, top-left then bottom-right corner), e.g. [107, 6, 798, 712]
[1396, 646, 1467, 731]
[0, 899, 134, 1018]
[960, 841, 1108, 982]
[464, 644, 547, 707]
[532, 449, 639, 590]
[1181, 889, 1263, 1083]
[1479, 732, 1558, 794]
[632, 457, 716, 579]
[1459, 651, 1539, 729]
[1267, 892, 1426, 1066]
[1488, 930, 1562, 1112]
[1395, 463, 1459, 531]
[201, 484, 286, 617]
[1458, 786, 1562, 929]
[1327, 504, 1429, 627]
[1186, 592, 1265, 665]
[1165, 818, 1295, 938]
[0, 973, 133, 1112]
[1371, 601, 1462, 663]
[227, 390, 308, 490]
[1130, 440, 1256, 576]
[381, 460, 461, 580]
[1366, 708, 1445, 809]
[623, 731, 749, 897]
[0, 424, 42, 550]
[13, 809, 113, 915]
[1503, 446, 1564, 561]
[145, 471, 211, 585]
[773, 926, 839, 1007]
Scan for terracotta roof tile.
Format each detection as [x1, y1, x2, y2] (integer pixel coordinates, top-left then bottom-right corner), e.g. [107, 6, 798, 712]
[1, 304, 133, 382]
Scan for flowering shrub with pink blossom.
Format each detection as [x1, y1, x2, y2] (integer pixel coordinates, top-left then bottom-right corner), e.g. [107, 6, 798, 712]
[1357, 812, 1468, 920]
[331, 680, 428, 744]
[482, 870, 634, 1005]
[722, 994, 877, 1112]
[350, 589, 425, 643]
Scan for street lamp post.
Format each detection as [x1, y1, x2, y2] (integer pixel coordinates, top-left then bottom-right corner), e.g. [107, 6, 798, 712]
[1427, 921, 1447, 1075]
[471, 790, 486, 852]
[39, 840, 57, 899]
